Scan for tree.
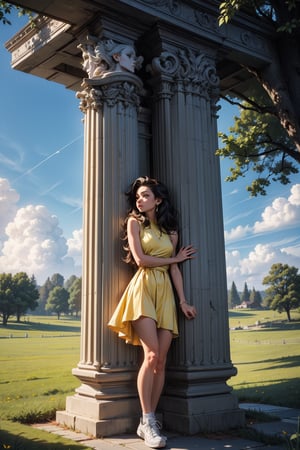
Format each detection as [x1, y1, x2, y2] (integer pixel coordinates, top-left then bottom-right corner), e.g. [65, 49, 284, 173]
[45, 286, 69, 319]
[217, 86, 298, 196]
[0, 2, 32, 24]
[249, 287, 262, 309]
[68, 277, 82, 317]
[38, 277, 54, 315]
[64, 275, 77, 291]
[0, 273, 15, 325]
[241, 282, 250, 303]
[262, 263, 300, 321]
[13, 272, 39, 322]
[218, 0, 300, 195]
[228, 281, 240, 308]
[51, 273, 64, 288]
[0, 272, 39, 324]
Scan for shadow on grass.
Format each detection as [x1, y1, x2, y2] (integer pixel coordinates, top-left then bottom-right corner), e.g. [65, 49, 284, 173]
[0, 428, 87, 450]
[256, 321, 300, 331]
[253, 355, 300, 370]
[229, 311, 257, 318]
[236, 354, 300, 369]
[233, 377, 300, 408]
[0, 320, 80, 334]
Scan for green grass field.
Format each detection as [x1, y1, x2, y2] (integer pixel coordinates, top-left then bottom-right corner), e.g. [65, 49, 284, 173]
[0, 310, 299, 448]
[0, 317, 81, 422]
[228, 309, 300, 408]
[0, 316, 84, 448]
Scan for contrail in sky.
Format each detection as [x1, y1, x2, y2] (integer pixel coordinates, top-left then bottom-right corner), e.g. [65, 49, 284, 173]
[13, 134, 83, 183]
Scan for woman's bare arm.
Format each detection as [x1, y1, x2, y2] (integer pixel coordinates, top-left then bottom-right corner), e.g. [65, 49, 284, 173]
[127, 217, 195, 268]
[169, 232, 197, 319]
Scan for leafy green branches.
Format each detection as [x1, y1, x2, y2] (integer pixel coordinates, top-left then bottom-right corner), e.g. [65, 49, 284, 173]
[217, 92, 298, 196]
[0, 1, 34, 25]
[218, 0, 300, 34]
[219, 0, 246, 25]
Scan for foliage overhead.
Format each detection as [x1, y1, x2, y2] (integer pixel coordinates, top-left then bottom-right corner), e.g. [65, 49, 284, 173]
[217, 86, 299, 196]
[218, 0, 300, 196]
[0, 1, 33, 24]
[219, 0, 300, 32]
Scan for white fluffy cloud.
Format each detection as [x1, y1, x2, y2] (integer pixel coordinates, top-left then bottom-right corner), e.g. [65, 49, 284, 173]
[254, 184, 300, 233]
[0, 178, 19, 240]
[289, 183, 300, 205]
[0, 205, 66, 281]
[224, 224, 251, 242]
[226, 241, 300, 290]
[225, 184, 300, 240]
[67, 228, 83, 267]
[226, 244, 280, 290]
[225, 184, 300, 290]
[0, 179, 82, 284]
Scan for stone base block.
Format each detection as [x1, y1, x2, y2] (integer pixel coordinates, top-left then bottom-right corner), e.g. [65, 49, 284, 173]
[56, 410, 139, 437]
[56, 394, 141, 437]
[161, 393, 245, 434]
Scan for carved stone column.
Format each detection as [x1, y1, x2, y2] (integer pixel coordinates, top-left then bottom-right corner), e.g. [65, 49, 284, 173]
[56, 71, 145, 437]
[147, 48, 245, 433]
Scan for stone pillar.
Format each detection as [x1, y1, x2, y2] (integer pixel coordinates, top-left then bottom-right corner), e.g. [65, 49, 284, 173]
[56, 71, 145, 437]
[147, 47, 245, 433]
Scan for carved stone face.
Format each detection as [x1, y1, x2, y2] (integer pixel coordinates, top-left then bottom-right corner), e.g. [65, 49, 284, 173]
[113, 46, 136, 73]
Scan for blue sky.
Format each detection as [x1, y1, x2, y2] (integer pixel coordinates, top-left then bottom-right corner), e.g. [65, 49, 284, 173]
[1, 13, 299, 291]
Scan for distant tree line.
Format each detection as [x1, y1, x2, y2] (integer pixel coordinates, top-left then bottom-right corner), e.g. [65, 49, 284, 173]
[37, 273, 82, 319]
[0, 272, 81, 325]
[228, 281, 263, 310]
[228, 263, 300, 322]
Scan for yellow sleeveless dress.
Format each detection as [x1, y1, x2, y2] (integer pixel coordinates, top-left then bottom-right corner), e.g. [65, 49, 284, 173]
[108, 221, 179, 346]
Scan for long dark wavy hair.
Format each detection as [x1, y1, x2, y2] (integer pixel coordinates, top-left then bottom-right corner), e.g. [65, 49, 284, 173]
[123, 176, 179, 264]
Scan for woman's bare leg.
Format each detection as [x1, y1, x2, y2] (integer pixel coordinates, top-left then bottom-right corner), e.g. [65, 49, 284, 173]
[132, 317, 173, 414]
[132, 316, 159, 413]
[151, 328, 173, 412]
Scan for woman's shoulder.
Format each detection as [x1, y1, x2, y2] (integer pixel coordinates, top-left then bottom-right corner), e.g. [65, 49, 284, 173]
[127, 215, 142, 232]
[127, 215, 140, 225]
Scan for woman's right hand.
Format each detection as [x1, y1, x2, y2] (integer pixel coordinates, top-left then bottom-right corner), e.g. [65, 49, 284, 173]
[175, 245, 197, 263]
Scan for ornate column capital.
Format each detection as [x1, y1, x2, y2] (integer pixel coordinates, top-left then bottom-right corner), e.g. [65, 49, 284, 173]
[147, 48, 220, 100]
[76, 73, 144, 112]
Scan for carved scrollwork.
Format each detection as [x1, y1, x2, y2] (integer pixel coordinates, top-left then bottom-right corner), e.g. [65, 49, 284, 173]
[140, 0, 180, 14]
[240, 31, 265, 51]
[150, 52, 179, 77]
[148, 49, 220, 98]
[194, 10, 224, 35]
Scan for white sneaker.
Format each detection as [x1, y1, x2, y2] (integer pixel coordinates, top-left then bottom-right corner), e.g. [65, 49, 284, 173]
[137, 419, 166, 448]
[151, 419, 167, 441]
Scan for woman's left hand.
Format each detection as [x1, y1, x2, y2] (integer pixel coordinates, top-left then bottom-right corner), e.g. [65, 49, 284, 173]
[180, 302, 197, 319]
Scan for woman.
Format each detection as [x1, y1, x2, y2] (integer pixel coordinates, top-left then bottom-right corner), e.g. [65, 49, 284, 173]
[108, 176, 197, 449]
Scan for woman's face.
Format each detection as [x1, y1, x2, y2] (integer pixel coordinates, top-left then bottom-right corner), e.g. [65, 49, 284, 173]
[136, 186, 159, 215]
[115, 46, 136, 72]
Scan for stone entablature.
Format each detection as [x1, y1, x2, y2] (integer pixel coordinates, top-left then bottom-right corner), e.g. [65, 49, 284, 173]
[5, 0, 273, 93]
